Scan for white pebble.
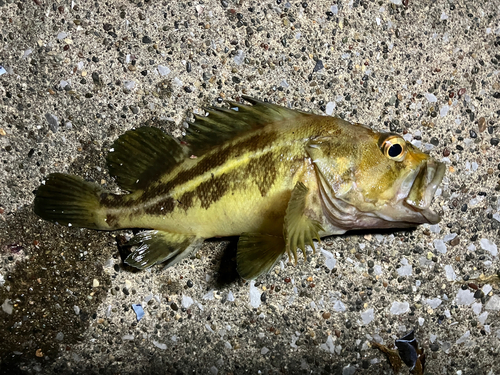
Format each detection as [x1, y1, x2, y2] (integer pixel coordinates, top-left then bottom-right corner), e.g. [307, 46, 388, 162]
[320, 335, 335, 353]
[321, 249, 336, 270]
[483, 284, 492, 295]
[456, 331, 470, 344]
[157, 65, 171, 76]
[440, 105, 449, 117]
[1, 299, 13, 314]
[425, 298, 442, 309]
[389, 301, 409, 315]
[485, 295, 500, 311]
[456, 289, 475, 306]
[261, 347, 269, 355]
[411, 139, 422, 148]
[332, 300, 346, 312]
[181, 295, 194, 308]
[478, 312, 489, 325]
[173, 77, 183, 87]
[444, 233, 457, 242]
[444, 265, 456, 281]
[479, 239, 498, 256]
[397, 264, 412, 276]
[249, 280, 261, 308]
[360, 308, 375, 325]
[434, 239, 447, 254]
[471, 302, 482, 315]
[397, 258, 412, 276]
[424, 93, 437, 103]
[325, 102, 336, 116]
[429, 224, 441, 233]
[203, 290, 214, 300]
[233, 50, 245, 65]
[123, 80, 135, 90]
[152, 341, 167, 350]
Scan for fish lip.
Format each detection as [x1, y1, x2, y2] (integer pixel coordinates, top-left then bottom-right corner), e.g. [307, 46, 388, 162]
[405, 160, 446, 224]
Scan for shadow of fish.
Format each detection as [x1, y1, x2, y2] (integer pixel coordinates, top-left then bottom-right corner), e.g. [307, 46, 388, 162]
[34, 96, 445, 279]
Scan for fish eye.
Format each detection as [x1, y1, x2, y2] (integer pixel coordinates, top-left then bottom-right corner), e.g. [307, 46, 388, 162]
[380, 135, 406, 162]
[388, 143, 403, 158]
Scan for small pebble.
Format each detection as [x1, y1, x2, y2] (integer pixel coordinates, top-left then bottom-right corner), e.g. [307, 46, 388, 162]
[478, 117, 486, 132]
[313, 60, 324, 72]
[474, 290, 485, 299]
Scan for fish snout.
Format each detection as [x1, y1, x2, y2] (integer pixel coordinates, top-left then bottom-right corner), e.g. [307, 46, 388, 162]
[405, 159, 446, 224]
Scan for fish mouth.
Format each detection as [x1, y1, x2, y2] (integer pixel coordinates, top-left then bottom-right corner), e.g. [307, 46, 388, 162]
[404, 159, 446, 224]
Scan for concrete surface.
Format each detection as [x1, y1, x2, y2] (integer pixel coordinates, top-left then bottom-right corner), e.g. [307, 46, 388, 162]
[1, 0, 500, 374]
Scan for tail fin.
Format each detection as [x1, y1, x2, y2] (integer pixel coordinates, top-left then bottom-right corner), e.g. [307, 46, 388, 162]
[34, 173, 106, 230]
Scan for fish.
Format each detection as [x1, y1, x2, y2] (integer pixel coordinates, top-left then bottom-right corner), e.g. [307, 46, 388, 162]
[34, 96, 445, 279]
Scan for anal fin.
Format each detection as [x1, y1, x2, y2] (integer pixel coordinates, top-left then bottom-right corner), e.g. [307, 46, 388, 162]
[125, 230, 203, 270]
[284, 182, 324, 264]
[237, 233, 285, 280]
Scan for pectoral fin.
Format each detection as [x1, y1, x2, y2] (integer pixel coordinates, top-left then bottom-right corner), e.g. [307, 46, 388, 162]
[284, 182, 324, 264]
[125, 230, 203, 270]
[236, 233, 285, 280]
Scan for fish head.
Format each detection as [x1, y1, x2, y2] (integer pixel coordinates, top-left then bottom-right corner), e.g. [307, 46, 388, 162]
[368, 133, 446, 225]
[309, 125, 445, 230]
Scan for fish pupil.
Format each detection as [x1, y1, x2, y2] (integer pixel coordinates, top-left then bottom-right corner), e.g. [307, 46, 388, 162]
[388, 144, 403, 158]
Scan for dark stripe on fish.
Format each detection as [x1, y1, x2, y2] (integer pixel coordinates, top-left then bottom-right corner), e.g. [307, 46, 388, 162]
[245, 152, 277, 197]
[137, 131, 279, 206]
[143, 196, 176, 215]
[196, 174, 231, 209]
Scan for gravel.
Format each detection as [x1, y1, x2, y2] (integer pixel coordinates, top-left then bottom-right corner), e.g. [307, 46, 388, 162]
[1, 0, 499, 374]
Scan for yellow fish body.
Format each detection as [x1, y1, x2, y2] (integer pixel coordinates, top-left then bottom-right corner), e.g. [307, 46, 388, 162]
[34, 97, 445, 279]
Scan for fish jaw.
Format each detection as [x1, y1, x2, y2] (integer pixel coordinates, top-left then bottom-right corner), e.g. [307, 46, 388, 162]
[403, 159, 446, 224]
[316, 156, 446, 231]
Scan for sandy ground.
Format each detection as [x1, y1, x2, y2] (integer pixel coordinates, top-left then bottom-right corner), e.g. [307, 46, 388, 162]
[1, 0, 500, 374]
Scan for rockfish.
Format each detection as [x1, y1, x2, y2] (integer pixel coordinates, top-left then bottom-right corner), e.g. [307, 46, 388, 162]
[34, 97, 445, 279]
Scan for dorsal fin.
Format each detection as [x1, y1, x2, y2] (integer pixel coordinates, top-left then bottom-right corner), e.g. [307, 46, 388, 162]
[184, 96, 311, 155]
[106, 127, 187, 192]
